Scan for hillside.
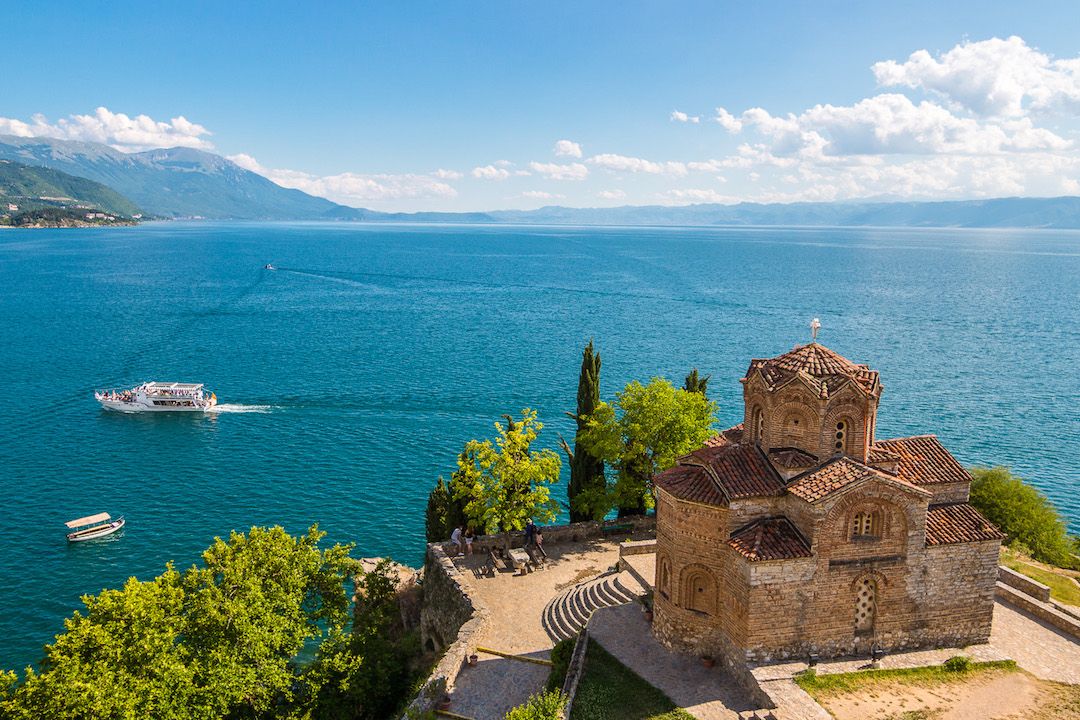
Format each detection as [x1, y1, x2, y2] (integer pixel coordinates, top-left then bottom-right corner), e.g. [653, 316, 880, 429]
[0, 136, 349, 220]
[0, 160, 141, 217]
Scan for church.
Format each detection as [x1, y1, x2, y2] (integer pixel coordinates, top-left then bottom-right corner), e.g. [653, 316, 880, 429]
[652, 336, 1004, 663]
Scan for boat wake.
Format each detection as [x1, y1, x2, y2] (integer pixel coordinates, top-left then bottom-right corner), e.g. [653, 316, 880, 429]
[208, 403, 273, 414]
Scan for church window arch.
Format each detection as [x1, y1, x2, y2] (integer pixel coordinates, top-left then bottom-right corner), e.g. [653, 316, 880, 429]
[751, 406, 764, 444]
[834, 419, 849, 455]
[851, 509, 883, 539]
[658, 556, 671, 599]
[682, 566, 717, 615]
[854, 576, 877, 633]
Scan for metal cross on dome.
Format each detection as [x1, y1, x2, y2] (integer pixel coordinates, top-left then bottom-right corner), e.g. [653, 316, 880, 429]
[810, 317, 821, 341]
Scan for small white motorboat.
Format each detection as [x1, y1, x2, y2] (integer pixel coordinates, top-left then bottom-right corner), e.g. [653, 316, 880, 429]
[264, 263, 275, 270]
[95, 382, 217, 412]
[66, 512, 125, 542]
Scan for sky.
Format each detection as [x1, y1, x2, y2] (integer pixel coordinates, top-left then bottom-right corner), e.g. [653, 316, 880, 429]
[2, 1, 1080, 212]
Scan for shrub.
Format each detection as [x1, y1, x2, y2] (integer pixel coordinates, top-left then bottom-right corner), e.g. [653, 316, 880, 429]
[547, 636, 577, 691]
[505, 690, 566, 720]
[969, 466, 1078, 569]
[943, 656, 971, 673]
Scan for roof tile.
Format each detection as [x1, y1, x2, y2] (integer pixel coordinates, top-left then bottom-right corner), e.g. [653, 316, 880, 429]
[745, 343, 879, 394]
[873, 435, 971, 486]
[787, 456, 928, 503]
[728, 516, 813, 561]
[925, 503, 1005, 545]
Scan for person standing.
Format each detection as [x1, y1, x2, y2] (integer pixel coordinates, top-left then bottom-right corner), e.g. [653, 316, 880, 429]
[450, 525, 464, 556]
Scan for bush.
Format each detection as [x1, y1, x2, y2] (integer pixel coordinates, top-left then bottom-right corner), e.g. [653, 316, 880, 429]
[505, 690, 566, 720]
[547, 636, 577, 691]
[969, 466, 1078, 569]
[943, 656, 971, 673]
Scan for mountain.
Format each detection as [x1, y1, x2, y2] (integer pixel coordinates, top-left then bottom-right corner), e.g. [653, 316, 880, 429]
[0, 135, 349, 220]
[480, 197, 1080, 229]
[0, 160, 141, 217]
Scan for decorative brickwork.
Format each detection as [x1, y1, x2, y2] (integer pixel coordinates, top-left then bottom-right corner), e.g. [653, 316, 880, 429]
[653, 341, 1003, 664]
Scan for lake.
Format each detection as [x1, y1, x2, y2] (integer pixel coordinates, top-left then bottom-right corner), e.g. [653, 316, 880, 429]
[0, 221, 1077, 671]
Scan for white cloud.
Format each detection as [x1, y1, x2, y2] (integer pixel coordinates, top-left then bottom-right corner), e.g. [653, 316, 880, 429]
[472, 164, 511, 180]
[522, 190, 564, 200]
[873, 36, 1080, 118]
[597, 189, 626, 200]
[660, 188, 737, 204]
[670, 110, 700, 124]
[714, 107, 743, 133]
[228, 154, 457, 204]
[528, 161, 589, 181]
[588, 153, 688, 176]
[0, 107, 213, 152]
[553, 139, 583, 158]
[434, 168, 463, 180]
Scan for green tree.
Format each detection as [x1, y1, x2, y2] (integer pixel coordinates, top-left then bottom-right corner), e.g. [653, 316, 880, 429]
[504, 690, 566, 720]
[560, 340, 606, 523]
[425, 465, 472, 543]
[969, 466, 1079, 568]
[581, 378, 717, 517]
[683, 368, 710, 398]
[1, 526, 355, 720]
[452, 409, 561, 543]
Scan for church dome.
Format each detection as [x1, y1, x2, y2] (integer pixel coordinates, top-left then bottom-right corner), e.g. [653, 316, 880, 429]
[744, 342, 880, 396]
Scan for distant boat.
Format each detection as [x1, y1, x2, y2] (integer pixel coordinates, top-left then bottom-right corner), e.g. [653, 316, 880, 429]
[264, 263, 275, 270]
[66, 513, 125, 542]
[95, 382, 217, 412]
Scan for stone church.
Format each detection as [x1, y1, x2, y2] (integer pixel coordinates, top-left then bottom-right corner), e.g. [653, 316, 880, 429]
[652, 340, 1004, 662]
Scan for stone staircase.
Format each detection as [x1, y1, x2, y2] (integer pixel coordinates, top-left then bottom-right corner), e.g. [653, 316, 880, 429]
[542, 571, 645, 642]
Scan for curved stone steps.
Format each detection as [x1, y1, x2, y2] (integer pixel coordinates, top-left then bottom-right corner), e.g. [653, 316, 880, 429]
[541, 571, 645, 643]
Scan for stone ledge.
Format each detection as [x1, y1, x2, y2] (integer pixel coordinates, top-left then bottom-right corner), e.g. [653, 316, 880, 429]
[995, 581, 1080, 640]
[998, 565, 1051, 602]
[619, 538, 658, 557]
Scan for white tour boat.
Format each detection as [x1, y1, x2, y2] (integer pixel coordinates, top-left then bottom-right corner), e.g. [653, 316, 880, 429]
[95, 382, 218, 412]
[66, 512, 125, 542]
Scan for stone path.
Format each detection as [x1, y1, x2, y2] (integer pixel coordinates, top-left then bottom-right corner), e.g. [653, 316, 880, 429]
[988, 598, 1080, 684]
[589, 603, 760, 720]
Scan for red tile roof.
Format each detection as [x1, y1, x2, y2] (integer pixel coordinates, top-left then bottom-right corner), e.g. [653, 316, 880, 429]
[925, 503, 1005, 545]
[768, 447, 818, 469]
[656, 443, 784, 505]
[745, 343, 879, 395]
[653, 463, 726, 506]
[873, 435, 972, 486]
[728, 516, 813, 561]
[705, 423, 743, 448]
[787, 456, 929, 503]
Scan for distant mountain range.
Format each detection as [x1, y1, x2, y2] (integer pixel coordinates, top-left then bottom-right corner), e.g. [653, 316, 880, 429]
[0, 160, 141, 217]
[3, 134, 1080, 227]
[0, 135, 344, 220]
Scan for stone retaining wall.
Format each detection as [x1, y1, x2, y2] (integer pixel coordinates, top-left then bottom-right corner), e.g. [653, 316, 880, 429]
[995, 581, 1080, 640]
[561, 628, 590, 717]
[437, 515, 655, 557]
[619, 538, 657, 556]
[998, 565, 1051, 602]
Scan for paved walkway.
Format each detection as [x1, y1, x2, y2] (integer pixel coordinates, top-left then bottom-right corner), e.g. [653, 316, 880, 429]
[589, 604, 759, 720]
[987, 599, 1080, 684]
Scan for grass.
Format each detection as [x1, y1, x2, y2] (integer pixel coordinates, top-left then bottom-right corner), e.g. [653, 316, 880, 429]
[1001, 547, 1080, 607]
[794, 659, 1018, 697]
[569, 640, 695, 720]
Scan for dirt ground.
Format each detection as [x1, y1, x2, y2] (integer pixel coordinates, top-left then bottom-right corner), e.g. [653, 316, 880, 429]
[815, 669, 1080, 720]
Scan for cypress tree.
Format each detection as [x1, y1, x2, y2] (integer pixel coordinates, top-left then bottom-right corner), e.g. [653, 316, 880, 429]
[684, 367, 711, 398]
[561, 340, 606, 522]
[424, 478, 451, 543]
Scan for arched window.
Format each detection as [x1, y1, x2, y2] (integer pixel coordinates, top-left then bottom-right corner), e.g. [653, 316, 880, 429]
[683, 569, 717, 615]
[851, 510, 882, 538]
[751, 407, 764, 444]
[834, 420, 848, 455]
[855, 577, 877, 633]
[659, 558, 671, 599]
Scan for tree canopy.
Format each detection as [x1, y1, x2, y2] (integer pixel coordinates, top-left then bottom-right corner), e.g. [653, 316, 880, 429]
[452, 409, 561, 537]
[683, 368, 710, 397]
[969, 466, 1079, 569]
[561, 340, 606, 523]
[0, 526, 359, 720]
[580, 378, 717, 517]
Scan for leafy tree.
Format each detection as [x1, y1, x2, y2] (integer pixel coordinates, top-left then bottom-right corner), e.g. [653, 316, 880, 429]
[300, 559, 422, 720]
[970, 466, 1079, 569]
[683, 368, 710, 398]
[1, 526, 356, 720]
[504, 690, 566, 720]
[425, 467, 471, 543]
[452, 409, 561, 543]
[560, 340, 606, 523]
[581, 378, 717, 517]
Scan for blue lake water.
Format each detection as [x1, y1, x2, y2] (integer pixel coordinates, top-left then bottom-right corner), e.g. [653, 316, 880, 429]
[1, 221, 1078, 671]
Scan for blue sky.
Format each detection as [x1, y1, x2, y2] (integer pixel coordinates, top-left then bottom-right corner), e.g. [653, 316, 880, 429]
[2, 1, 1080, 211]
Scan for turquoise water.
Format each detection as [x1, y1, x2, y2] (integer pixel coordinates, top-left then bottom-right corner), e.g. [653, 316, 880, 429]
[1, 221, 1078, 670]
